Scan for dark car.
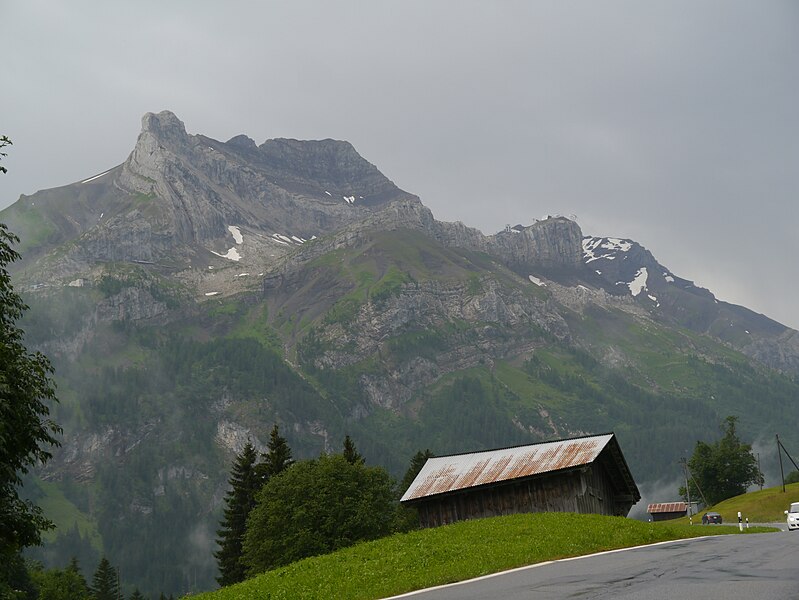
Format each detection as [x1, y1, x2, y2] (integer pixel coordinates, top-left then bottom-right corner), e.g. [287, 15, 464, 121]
[706, 512, 722, 524]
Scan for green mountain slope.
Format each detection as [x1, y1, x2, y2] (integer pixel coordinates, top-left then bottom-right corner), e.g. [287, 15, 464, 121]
[17, 226, 799, 596]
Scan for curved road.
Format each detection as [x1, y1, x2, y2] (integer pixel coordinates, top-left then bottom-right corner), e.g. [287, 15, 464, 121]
[388, 530, 799, 600]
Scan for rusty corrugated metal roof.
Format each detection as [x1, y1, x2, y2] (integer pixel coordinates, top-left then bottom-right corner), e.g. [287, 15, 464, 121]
[647, 502, 688, 514]
[401, 433, 614, 502]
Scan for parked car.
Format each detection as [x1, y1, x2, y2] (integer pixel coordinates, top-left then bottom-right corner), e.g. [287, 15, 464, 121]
[705, 512, 722, 524]
[784, 502, 799, 531]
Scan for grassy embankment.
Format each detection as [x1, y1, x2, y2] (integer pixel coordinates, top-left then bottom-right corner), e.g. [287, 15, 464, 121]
[194, 512, 774, 600]
[678, 481, 799, 524]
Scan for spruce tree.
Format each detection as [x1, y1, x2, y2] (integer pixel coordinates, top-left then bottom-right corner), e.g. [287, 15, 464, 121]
[400, 449, 434, 494]
[129, 589, 145, 600]
[342, 435, 364, 465]
[67, 556, 89, 594]
[91, 557, 120, 600]
[214, 442, 259, 586]
[396, 449, 435, 531]
[257, 424, 294, 481]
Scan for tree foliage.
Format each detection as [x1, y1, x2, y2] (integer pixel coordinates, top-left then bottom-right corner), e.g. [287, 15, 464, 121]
[395, 449, 435, 531]
[89, 557, 119, 600]
[1, 169, 61, 592]
[0, 136, 10, 174]
[681, 416, 763, 506]
[29, 560, 90, 600]
[242, 454, 395, 575]
[256, 424, 293, 483]
[342, 435, 364, 466]
[399, 449, 434, 495]
[215, 425, 294, 586]
[214, 442, 259, 587]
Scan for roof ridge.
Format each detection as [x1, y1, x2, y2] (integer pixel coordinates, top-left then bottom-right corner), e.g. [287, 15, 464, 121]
[429, 432, 616, 460]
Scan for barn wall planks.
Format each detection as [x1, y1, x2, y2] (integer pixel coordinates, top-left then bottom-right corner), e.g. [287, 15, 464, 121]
[416, 461, 629, 528]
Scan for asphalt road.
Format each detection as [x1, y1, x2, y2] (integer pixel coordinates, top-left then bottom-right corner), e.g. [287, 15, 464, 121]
[389, 530, 799, 600]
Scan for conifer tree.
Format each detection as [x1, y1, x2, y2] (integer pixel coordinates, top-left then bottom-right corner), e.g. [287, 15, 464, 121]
[129, 589, 145, 600]
[67, 556, 89, 593]
[396, 449, 435, 531]
[400, 449, 434, 494]
[91, 557, 120, 600]
[256, 424, 294, 481]
[342, 434, 364, 465]
[215, 442, 260, 586]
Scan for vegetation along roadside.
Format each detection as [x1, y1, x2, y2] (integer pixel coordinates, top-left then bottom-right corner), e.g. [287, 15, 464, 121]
[193, 512, 776, 600]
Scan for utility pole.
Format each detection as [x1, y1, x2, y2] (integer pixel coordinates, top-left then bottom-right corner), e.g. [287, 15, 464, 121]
[778, 434, 786, 493]
[775, 434, 799, 488]
[681, 458, 691, 516]
[758, 452, 763, 491]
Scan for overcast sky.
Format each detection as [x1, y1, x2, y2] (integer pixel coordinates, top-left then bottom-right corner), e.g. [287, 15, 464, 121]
[2, 1, 797, 328]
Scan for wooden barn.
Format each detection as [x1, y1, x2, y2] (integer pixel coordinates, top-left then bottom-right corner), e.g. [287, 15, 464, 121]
[400, 433, 640, 528]
[647, 502, 688, 521]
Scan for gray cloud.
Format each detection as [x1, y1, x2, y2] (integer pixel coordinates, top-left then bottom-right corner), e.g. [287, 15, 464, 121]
[3, 0, 797, 327]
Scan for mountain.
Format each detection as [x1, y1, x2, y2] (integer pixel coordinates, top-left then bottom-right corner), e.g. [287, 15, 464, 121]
[4, 111, 799, 596]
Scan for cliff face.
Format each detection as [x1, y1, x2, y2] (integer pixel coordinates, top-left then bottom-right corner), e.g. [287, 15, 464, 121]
[488, 218, 584, 269]
[5, 109, 798, 377]
[270, 197, 585, 280]
[118, 110, 414, 245]
[5, 111, 417, 279]
[5, 109, 799, 376]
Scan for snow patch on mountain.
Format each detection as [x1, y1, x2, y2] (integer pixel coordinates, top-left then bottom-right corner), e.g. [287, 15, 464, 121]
[81, 169, 112, 184]
[528, 275, 546, 287]
[210, 225, 244, 261]
[628, 267, 648, 296]
[271, 233, 307, 246]
[228, 226, 243, 245]
[210, 248, 241, 261]
[582, 237, 634, 263]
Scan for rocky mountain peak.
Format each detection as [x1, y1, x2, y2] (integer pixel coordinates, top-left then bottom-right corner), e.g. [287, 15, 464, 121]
[255, 138, 392, 200]
[486, 216, 584, 270]
[140, 110, 189, 145]
[226, 134, 258, 151]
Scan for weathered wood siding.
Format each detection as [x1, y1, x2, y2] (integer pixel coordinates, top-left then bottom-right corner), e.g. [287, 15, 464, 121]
[650, 511, 686, 522]
[416, 458, 629, 528]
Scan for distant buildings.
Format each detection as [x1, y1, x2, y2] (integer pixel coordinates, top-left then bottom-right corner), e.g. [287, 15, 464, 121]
[646, 502, 688, 522]
[400, 433, 640, 528]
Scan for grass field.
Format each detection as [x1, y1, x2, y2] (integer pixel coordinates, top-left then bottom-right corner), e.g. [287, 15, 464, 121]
[193, 512, 774, 600]
[678, 481, 799, 524]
